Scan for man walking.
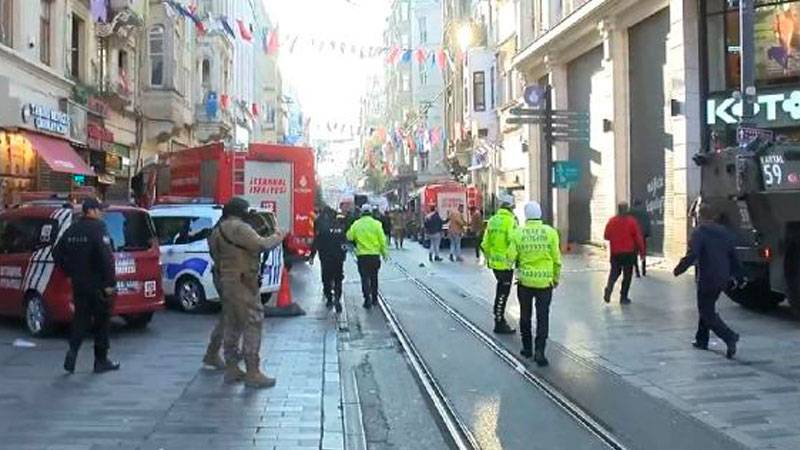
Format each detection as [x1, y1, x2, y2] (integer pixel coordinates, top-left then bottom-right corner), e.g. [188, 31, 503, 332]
[390, 207, 406, 249]
[347, 204, 388, 309]
[448, 205, 467, 262]
[508, 201, 561, 366]
[313, 210, 348, 313]
[55, 198, 119, 374]
[424, 206, 445, 262]
[469, 206, 484, 261]
[603, 202, 644, 304]
[481, 194, 518, 334]
[208, 197, 284, 388]
[673, 204, 741, 359]
[629, 199, 651, 277]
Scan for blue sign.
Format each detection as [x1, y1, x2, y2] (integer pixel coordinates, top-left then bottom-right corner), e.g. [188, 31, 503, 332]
[552, 160, 581, 188]
[523, 85, 547, 108]
[205, 91, 219, 119]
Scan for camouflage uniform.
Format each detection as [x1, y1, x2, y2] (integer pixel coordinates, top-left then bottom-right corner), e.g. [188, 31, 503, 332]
[207, 215, 282, 385]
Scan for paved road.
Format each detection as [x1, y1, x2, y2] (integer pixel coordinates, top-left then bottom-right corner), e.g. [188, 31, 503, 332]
[386, 243, 800, 449]
[0, 264, 344, 450]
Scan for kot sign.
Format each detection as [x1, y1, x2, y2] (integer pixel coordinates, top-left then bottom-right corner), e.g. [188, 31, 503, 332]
[707, 90, 800, 125]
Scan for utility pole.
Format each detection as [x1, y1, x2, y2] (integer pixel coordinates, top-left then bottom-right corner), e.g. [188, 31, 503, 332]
[543, 85, 554, 224]
[738, 0, 756, 144]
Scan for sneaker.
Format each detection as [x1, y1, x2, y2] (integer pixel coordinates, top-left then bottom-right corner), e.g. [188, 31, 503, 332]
[493, 321, 516, 335]
[603, 287, 611, 303]
[692, 341, 708, 350]
[202, 352, 226, 370]
[726, 335, 740, 359]
[63, 350, 77, 374]
[620, 298, 632, 305]
[94, 359, 121, 374]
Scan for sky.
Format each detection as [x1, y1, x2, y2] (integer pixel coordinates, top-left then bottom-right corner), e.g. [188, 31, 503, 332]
[264, 0, 391, 140]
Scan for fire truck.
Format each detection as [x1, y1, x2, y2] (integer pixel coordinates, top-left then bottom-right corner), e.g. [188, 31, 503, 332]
[409, 182, 481, 243]
[149, 142, 316, 259]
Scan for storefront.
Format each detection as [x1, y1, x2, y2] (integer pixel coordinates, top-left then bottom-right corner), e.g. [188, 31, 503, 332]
[701, 0, 800, 144]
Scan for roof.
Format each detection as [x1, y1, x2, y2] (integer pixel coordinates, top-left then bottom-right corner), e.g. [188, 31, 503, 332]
[0, 203, 146, 219]
[149, 204, 223, 219]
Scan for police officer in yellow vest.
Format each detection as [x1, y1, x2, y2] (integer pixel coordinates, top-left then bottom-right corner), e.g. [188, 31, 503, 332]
[481, 194, 519, 334]
[508, 201, 562, 367]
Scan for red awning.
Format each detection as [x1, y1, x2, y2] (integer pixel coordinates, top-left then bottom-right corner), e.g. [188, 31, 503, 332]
[22, 131, 95, 176]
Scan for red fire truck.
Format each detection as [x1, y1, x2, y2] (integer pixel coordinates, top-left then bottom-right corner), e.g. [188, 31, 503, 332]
[152, 142, 316, 259]
[409, 182, 481, 242]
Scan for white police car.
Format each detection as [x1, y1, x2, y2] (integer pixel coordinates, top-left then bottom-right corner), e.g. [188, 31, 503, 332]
[150, 204, 283, 312]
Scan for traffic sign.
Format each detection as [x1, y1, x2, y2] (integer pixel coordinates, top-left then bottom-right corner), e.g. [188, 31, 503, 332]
[523, 85, 547, 108]
[552, 161, 581, 187]
[506, 117, 545, 125]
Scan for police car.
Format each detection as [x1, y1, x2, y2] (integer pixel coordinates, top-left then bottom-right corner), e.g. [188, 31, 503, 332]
[150, 203, 283, 312]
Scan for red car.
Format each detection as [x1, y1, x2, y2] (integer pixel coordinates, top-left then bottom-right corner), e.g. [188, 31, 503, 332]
[0, 201, 164, 336]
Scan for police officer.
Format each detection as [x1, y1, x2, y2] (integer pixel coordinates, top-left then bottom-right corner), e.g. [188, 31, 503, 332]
[312, 210, 348, 313]
[481, 194, 518, 334]
[55, 198, 118, 374]
[346, 204, 388, 309]
[208, 197, 284, 388]
[508, 201, 561, 366]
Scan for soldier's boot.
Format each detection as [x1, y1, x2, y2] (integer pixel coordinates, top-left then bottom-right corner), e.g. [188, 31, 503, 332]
[224, 361, 246, 383]
[202, 351, 225, 370]
[244, 358, 276, 389]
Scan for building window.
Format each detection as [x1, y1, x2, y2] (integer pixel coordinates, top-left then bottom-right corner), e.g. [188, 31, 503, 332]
[704, 0, 800, 92]
[419, 17, 427, 44]
[40, 1, 51, 65]
[118, 49, 130, 92]
[201, 58, 210, 87]
[419, 64, 428, 86]
[0, 0, 12, 47]
[70, 14, 85, 80]
[149, 25, 164, 87]
[473, 71, 486, 112]
[490, 66, 496, 110]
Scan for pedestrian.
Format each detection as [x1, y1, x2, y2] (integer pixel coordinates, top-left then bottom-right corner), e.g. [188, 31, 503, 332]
[312, 210, 348, 313]
[508, 201, 561, 366]
[207, 197, 285, 388]
[390, 207, 406, 249]
[673, 204, 741, 359]
[424, 206, 445, 262]
[603, 202, 644, 305]
[469, 206, 484, 261]
[448, 205, 467, 262]
[380, 209, 392, 242]
[629, 199, 651, 277]
[55, 198, 119, 374]
[311, 206, 336, 290]
[481, 194, 518, 334]
[346, 204, 389, 309]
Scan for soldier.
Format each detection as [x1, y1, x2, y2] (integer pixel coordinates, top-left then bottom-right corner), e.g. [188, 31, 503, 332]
[55, 198, 119, 374]
[481, 194, 518, 334]
[508, 201, 561, 366]
[346, 204, 388, 309]
[312, 210, 348, 313]
[207, 197, 285, 388]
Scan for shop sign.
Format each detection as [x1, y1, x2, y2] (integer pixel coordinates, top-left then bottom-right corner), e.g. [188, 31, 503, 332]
[707, 90, 800, 125]
[87, 121, 114, 151]
[87, 97, 109, 118]
[65, 101, 88, 144]
[105, 152, 123, 176]
[21, 104, 70, 136]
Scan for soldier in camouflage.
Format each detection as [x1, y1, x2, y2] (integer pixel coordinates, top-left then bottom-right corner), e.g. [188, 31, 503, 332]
[204, 197, 284, 388]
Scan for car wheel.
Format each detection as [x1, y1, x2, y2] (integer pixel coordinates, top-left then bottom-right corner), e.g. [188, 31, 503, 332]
[176, 277, 207, 313]
[25, 294, 53, 337]
[123, 312, 154, 329]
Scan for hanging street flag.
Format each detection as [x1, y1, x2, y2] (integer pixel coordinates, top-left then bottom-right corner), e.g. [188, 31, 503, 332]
[220, 16, 236, 40]
[237, 19, 253, 41]
[400, 49, 412, 64]
[220, 94, 230, 110]
[436, 49, 447, 70]
[386, 47, 400, 64]
[267, 30, 280, 55]
[90, 0, 108, 22]
[252, 103, 260, 118]
[415, 48, 427, 64]
[205, 91, 219, 119]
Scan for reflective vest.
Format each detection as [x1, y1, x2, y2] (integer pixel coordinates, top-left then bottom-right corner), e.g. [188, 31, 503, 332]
[346, 215, 388, 257]
[508, 219, 562, 289]
[480, 208, 518, 270]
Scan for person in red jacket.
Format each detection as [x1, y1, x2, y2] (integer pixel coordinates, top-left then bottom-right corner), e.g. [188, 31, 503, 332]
[603, 202, 645, 304]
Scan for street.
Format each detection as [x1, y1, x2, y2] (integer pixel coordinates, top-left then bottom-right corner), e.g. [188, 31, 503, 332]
[1, 242, 798, 449]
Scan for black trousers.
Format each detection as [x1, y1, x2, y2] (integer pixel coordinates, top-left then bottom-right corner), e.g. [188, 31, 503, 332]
[321, 257, 344, 302]
[69, 288, 112, 360]
[607, 253, 636, 300]
[635, 238, 648, 277]
[493, 269, 513, 322]
[475, 233, 483, 258]
[696, 288, 737, 346]
[517, 286, 553, 351]
[357, 255, 381, 304]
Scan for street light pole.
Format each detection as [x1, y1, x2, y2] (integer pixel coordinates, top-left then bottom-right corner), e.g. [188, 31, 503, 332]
[738, 0, 756, 142]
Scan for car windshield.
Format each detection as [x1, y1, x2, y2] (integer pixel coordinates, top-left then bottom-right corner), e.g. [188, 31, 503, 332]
[102, 210, 155, 252]
[152, 216, 215, 246]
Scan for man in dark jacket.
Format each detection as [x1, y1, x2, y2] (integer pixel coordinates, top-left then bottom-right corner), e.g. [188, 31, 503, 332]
[54, 198, 119, 374]
[673, 204, 742, 359]
[603, 202, 644, 304]
[629, 199, 651, 277]
[313, 209, 348, 313]
[424, 206, 446, 262]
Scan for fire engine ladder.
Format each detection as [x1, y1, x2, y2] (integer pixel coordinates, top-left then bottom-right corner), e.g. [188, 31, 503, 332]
[232, 152, 247, 196]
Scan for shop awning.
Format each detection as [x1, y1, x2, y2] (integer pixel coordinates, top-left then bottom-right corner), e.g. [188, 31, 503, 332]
[23, 131, 95, 176]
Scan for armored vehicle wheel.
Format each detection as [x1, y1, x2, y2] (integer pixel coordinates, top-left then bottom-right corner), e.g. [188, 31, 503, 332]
[725, 278, 784, 311]
[786, 243, 800, 317]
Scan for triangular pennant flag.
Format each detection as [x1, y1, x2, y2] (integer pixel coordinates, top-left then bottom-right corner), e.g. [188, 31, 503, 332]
[386, 47, 400, 64]
[220, 17, 236, 40]
[237, 19, 252, 41]
[267, 30, 280, 55]
[415, 48, 427, 64]
[400, 49, 412, 64]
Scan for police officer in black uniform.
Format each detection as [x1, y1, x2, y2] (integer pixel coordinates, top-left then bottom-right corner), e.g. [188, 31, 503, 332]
[54, 198, 119, 374]
[312, 208, 347, 313]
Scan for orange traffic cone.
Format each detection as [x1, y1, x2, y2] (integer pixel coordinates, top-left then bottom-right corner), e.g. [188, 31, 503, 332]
[264, 266, 306, 317]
